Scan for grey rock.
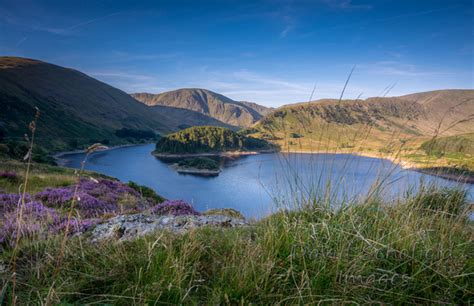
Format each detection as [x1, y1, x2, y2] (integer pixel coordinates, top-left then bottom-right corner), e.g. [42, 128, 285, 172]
[90, 213, 248, 242]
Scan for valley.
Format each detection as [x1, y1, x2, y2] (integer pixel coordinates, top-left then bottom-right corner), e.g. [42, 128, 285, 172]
[1, 1, 472, 303]
[0, 57, 473, 305]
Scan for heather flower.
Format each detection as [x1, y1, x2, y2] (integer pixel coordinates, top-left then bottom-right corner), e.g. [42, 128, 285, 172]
[77, 178, 139, 204]
[150, 200, 200, 216]
[75, 192, 117, 217]
[0, 171, 18, 182]
[35, 187, 74, 206]
[51, 217, 100, 235]
[0, 201, 59, 246]
[0, 193, 31, 214]
[33, 178, 145, 218]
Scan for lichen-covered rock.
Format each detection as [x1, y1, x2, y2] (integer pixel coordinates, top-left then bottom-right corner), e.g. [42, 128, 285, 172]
[90, 213, 248, 242]
[203, 208, 245, 219]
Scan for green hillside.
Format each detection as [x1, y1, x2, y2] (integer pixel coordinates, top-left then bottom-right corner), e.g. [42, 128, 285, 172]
[0, 57, 178, 157]
[250, 90, 474, 169]
[155, 126, 271, 154]
[421, 133, 474, 156]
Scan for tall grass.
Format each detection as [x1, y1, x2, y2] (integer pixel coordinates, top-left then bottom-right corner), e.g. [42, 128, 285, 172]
[8, 107, 40, 306]
[1, 186, 472, 304]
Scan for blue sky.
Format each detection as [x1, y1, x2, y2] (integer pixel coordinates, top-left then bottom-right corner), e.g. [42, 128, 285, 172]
[0, 0, 472, 106]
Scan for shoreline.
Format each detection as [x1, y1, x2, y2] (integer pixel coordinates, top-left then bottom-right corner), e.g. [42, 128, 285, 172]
[279, 149, 473, 185]
[53, 143, 153, 166]
[153, 149, 275, 159]
[171, 164, 221, 176]
[55, 143, 472, 185]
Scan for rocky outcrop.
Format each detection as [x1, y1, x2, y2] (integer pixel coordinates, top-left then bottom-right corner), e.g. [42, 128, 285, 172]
[90, 212, 248, 242]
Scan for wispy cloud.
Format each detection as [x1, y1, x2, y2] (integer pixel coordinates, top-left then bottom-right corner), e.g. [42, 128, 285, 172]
[30, 12, 121, 35]
[363, 61, 455, 77]
[82, 65, 396, 106]
[106, 51, 181, 63]
[182, 68, 372, 105]
[15, 36, 27, 47]
[317, 5, 460, 33]
[86, 70, 164, 93]
[280, 25, 293, 38]
[232, 69, 308, 90]
[320, 0, 373, 10]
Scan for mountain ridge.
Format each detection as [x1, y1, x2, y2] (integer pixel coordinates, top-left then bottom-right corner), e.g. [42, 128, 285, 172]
[131, 88, 272, 127]
[259, 89, 474, 136]
[249, 89, 474, 170]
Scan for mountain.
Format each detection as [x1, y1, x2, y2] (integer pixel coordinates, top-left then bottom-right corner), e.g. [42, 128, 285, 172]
[250, 90, 474, 154]
[131, 88, 272, 127]
[150, 105, 235, 130]
[238, 101, 273, 117]
[0, 57, 179, 154]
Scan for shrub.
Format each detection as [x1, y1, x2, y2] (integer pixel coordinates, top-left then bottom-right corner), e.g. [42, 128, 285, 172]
[0, 193, 31, 214]
[0, 201, 59, 245]
[34, 178, 146, 217]
[150, 200, 200, 216]
[290, 132, 303, 138]
[177, 157, 220, 170]
[0, 171, 18, 183]
[128, 181, 165, 203]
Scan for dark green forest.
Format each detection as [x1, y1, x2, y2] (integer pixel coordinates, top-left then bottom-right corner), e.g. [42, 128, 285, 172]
[155, 126, 272, 154]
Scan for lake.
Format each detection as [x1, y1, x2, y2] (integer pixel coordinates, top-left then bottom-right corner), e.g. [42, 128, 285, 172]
[61, 144, 474, 219]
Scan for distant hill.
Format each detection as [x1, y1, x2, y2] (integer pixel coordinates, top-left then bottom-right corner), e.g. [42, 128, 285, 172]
[132, 88, 272, 127]
[238, 101, 273, 117]
[150, 105, 235, 130]
[251, 90, 474, 154]
[0, 57, 182, 156]
[154, 126, 272, 154]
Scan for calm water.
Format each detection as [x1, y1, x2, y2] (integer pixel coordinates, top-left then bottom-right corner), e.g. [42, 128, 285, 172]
[61, 144, 474, 219]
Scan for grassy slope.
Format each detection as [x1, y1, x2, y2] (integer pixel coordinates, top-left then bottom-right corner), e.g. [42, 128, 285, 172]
[0, 57, 178, 153]
[0, 152, 472, 304]
[132, 88, 271, 127]
[1, 173, 472, 303]
[0, 159, 112, 194]
[250, 90, 474, 171]
[421, 133, 474, 156]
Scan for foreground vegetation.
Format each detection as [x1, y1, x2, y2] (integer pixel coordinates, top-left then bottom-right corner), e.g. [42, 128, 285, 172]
[0, 157, 472, 304]
[1, 190, 472, 304]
